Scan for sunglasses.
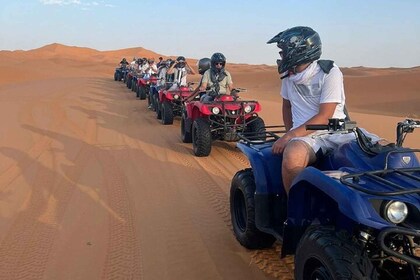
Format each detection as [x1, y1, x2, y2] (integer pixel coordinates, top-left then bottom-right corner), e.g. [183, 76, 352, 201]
[215, 62, 224, 66]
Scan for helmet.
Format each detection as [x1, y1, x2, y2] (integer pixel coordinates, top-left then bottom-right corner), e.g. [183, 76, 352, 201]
[267, 26, 322, 74]
[122, 58, 127, 62]
[176, 56, 186, 68]
[210, 52, 226, 69]
[164, 59, 173, 67]
[197, 57, 211, 75]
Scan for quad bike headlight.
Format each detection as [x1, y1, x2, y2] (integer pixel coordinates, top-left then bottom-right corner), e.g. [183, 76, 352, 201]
[244, 105, 252, 113]
[174, 94, 179, 99]
[212, 107, 220, 114]
[383, 201, 408, 224]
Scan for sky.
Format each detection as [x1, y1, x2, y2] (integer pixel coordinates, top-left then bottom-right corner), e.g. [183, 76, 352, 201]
[1, 0, 420, 68]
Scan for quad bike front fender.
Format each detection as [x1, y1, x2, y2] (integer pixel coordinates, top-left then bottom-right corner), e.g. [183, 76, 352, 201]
[288, 167, 391, 230]
[236, 142, 285, 195]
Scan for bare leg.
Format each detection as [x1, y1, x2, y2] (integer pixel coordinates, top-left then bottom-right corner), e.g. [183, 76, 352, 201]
[282, 140, 316, 195]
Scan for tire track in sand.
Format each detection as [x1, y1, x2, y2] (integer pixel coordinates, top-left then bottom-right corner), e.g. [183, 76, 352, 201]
[164, 136, 295, 279]
[0, 82, 109, 278]
[0, 138, 94, 280]
[95, 148, 142, 280]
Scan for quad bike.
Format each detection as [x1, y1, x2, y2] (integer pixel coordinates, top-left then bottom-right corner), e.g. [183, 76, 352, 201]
[125, 70, 134, 89]
[181, 88, 265, 157]
[230, 118, 420, 279]
[114, 65, 128, 81]
[155, 82, 195, 125]
[136, 74, 157, 101]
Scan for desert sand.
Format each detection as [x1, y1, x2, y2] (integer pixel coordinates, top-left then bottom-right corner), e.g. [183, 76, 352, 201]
[0, 43, 418, 280]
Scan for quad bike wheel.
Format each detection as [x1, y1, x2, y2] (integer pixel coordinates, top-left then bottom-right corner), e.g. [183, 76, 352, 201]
[192, 118, 212, 157]
[245, 116, 266, 141]
[181, 111, 192, 143]
[131, 80, 136, 92]
[139, 86, 147, 100]
[114, 72, 118, 81]
[161, 101, 174, 125]
[230, 168, 276, 249]
[294, 227, 378, 280]
[136, 86, 140, 98]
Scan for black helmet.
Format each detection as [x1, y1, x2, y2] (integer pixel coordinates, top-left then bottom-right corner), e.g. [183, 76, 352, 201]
[176, 56, 186, 68]
[210, 52, 226, 69]
[267, 26, 322, 74]
[197, 57, 211, 75]
[165, 59, 173, 67]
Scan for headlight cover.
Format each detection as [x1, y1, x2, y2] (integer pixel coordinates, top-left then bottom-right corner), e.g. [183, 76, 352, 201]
[212, 107, 220, 114]
[384, 201, 408, 224]
[244, 105, 252, 113]
[174, 94, 179, 99]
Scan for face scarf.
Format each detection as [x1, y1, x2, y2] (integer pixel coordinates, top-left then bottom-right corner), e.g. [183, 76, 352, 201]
[288, 61, 318, 85]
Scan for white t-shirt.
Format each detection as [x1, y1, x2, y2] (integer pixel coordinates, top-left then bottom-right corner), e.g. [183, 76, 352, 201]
[146, 63, 158, 75]
[173, 67, 188, 86]
[281, 61, 346, 130]
[158, 67, 167, 87]
[141, 63, 149, 74]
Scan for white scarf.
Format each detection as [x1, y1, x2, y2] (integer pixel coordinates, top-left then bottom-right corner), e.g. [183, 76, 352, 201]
[288, 61, 319, 85]
[175, 67, 186, 84]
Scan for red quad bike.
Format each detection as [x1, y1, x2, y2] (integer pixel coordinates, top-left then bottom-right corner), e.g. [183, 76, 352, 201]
[136, 75, 157, 101]
[181, 88, 265, 157]
[156, 83, 195, 125]
[125, 70, 134, 89]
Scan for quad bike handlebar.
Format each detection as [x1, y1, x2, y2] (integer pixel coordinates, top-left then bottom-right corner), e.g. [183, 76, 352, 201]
[230, 88, 247, 95]
[306, 118, 419, 153]
[396, 119, 420, 147]
[305, 119, 357, 132]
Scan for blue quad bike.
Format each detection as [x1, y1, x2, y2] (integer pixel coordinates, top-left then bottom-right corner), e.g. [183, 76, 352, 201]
[230, 118, 420, 279]
[114, 65, 128, 82]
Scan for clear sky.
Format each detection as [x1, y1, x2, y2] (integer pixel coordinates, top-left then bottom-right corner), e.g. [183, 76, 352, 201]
[1, 0, 420, 68]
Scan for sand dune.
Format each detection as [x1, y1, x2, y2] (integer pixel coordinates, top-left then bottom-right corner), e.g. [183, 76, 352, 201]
[0, 44, 419, 279]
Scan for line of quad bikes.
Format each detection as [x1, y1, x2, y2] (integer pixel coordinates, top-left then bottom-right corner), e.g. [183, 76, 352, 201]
[115, 64, 420, 280]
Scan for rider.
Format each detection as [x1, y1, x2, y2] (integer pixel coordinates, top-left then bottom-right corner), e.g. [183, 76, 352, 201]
[149, 59, 174, 109]
[186, 57, 211, 101]
[267, 26, 380, 195]
[199, 52, 234, 102]
[119, 58, 129, 67]
[167, 56, 196, 90]
[144, 58, 158, 79]
[130, 57, 137, 70]
[156, 56, 164, 68]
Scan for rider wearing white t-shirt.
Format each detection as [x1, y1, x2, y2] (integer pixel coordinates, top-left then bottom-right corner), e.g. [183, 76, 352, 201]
[267, 26, 380, 195]
[167, 56, 195, 90]
[281, 61, 346, 130]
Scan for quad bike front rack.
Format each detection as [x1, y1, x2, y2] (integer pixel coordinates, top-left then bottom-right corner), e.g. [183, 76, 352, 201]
[237, 125, 287, 146]
[340, 167, 420, 196]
